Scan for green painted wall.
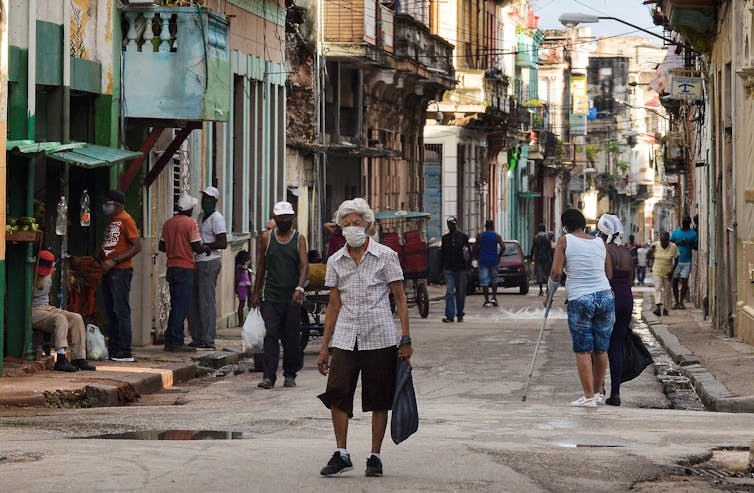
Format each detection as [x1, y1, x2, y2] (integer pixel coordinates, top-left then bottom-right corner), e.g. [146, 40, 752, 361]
[8, 46, 30, 140]
[35, 21, 63, 86]
[71, 58, 102, 94]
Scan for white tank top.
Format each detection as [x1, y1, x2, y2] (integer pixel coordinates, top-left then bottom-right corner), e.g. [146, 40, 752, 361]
[564, 234, 611, 301]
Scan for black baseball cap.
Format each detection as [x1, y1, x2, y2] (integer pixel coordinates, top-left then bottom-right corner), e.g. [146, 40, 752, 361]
[102, 189, 125, 204]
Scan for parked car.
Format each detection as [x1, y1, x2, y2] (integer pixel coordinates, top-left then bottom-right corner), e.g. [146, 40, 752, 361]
[467, 240, 529, 295]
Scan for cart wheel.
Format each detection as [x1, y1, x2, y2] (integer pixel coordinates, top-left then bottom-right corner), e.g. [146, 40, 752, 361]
[416, 283, 429, 318]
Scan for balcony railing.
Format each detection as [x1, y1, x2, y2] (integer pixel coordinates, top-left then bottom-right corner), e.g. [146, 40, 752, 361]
[394, 14, 454, 78]
[121, 5, 230, 121]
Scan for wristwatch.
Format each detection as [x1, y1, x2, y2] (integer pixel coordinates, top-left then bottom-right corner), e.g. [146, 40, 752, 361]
[399, 335, 412, 346]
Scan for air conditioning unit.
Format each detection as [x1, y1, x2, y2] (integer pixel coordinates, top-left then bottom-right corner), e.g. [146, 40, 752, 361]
[525, 159, 536, 176]
[520, 175, 529, 193]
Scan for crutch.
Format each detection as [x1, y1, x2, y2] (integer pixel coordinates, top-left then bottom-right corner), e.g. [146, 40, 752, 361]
[521, 277, 560, 402]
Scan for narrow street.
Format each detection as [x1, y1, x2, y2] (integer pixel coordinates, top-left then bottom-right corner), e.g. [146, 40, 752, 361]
[1, 289, 752, 492]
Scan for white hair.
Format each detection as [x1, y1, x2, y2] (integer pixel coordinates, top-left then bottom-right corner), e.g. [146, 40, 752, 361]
[597, 214, 624, 245]
[336, 198, 374, 227]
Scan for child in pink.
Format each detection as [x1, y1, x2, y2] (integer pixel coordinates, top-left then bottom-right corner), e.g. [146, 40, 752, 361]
[235, 250, 252, 325]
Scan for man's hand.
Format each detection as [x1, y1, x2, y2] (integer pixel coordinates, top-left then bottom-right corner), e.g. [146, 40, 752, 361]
[102, 259, 116, 274]
[317, 346, 330, 375]
[398, 342, 413, 360]
[292, 290, 304, 305]
[250, 293, 260, 308]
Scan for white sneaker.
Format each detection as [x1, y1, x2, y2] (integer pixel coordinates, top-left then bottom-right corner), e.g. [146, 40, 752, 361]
[594, 393, 605, 405]
[571, 396, 597, 408]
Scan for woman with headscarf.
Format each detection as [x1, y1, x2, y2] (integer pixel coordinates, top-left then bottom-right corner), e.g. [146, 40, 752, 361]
[597, 214, 634, 406]
[550, 208, 615, 408]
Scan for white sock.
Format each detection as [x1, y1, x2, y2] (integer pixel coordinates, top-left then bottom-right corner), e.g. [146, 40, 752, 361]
[336, 448, 349, 458]
[370, 453, 381, 460]
[57, 348, 66, 355]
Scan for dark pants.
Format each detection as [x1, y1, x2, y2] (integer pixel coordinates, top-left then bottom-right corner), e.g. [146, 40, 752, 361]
[102, 268, 133, 356]
[188, 258, 222, 346]
[261, 301, 302, 382]
[166, 267, 194, 348]
[637, 266, 646, 284]
[444, 269, 467, 319]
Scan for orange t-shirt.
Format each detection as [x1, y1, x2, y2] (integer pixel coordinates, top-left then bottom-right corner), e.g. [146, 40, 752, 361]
[102, 210, 140, 269]
[161, 214, 201, 270]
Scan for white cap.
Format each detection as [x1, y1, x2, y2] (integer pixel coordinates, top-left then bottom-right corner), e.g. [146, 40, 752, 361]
[273, 201, 295, 216]
[178, 193, 198, 212]
[202, 186, 219, 199]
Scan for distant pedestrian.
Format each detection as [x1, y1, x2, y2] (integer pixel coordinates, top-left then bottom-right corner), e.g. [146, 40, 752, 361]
[549, 208, 615, 408]
[440, 216, 469, 323]
[636, 243, 649, 285]
[597, 214, 633, 407]
[325, 217, 346, 258]
[649, 232, 679, 317]
[32, 251, 97, 372]
[316, 198, 412, 477]
[625, 234, 639, 280]
[670, 217, 698, 309]
[159, 193, 204, 353]
[252, 201, 308, 389]
[474, 219, 504, 307]
[188, 186, 227, 351]
[97, 189, 141, 363]
[531, 224, 553, 296]
[235, 250, 252, 326]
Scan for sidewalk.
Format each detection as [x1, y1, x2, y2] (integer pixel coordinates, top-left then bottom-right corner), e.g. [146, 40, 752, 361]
[0, 327, 253, 408]
[641, 288, 754, 412]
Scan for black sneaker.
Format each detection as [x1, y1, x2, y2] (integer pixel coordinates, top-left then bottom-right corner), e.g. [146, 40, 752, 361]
[196, 344, 216, 351]
[110, 352, 135, 362]
[457, 317, 463, 322]
[365, 455, 383, 477]
[441, 317, 454, 323]
[71, 359, 96, 371]
[284, 377, 296, 387]
[54, 354, 79, 372]
[663, 309, 669, 316]
[258, 379, 274, 389]
[164, 345, 196, 353]
[320, 451, 353, 477]
[491, 299, 498, 307]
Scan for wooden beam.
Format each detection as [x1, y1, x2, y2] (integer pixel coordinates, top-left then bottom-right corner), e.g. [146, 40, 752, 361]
[118, 127, 165, 192]
[143, 125, 198, 188]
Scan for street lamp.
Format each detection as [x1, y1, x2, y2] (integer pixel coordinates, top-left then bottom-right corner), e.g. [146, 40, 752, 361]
[558, 12, 681, 46]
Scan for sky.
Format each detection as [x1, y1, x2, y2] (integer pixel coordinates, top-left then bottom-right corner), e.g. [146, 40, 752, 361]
[534, 0, 665, 44]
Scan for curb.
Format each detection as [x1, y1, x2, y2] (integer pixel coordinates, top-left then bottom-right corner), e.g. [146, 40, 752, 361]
[640, 294, 754, 413]
[0, 350, 251, 408]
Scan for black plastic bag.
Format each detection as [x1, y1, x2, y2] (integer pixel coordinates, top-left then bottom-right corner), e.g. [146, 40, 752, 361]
[621, 329, 653, 383]
[391, 359, 419, 444]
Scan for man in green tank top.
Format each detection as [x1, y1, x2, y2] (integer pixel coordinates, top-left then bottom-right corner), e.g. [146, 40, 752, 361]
[252, 201, 309, 389]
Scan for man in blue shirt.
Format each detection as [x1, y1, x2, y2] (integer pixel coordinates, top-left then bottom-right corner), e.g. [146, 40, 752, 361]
[474, 219, 505, 308]
[669, 217, 698, 309]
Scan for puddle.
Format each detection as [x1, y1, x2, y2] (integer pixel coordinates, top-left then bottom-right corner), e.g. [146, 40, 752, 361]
[88, 430, 247, 440]
[553, 442, 623, 448]
[632, 299, 706, 411]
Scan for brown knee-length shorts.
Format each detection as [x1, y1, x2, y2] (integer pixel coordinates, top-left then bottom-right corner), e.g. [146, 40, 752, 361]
[318, 346, 397, 419]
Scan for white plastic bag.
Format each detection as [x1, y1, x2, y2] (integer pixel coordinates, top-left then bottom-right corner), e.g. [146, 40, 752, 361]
[86, 324, 109, 360]
[242, 308, 266, 351]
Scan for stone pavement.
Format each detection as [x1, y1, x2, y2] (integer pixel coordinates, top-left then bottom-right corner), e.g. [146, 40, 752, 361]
[0, 327, 251, 408]
[640, 284, 754, 413]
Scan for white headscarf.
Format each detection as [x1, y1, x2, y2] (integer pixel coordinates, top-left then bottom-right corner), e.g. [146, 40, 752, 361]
[597, 214, 624, 245]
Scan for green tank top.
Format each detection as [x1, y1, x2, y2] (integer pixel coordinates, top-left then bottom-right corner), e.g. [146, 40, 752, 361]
[262, 230, 300, 303]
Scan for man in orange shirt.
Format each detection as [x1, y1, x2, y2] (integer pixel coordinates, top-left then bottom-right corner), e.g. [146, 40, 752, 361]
[159, 193, 205, 352]
[97, 190, 141, 362]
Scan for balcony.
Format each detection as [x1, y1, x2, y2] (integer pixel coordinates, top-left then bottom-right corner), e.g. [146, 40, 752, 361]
[661, 0, 715, 52]
[121, 5, 230, 122]
[323, 0, 393, 60]
[394, 14, 454, 84]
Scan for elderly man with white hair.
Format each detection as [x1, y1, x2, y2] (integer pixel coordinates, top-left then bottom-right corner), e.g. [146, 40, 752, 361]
[252, 201, 309, 389]
[316, 198, 413, 478]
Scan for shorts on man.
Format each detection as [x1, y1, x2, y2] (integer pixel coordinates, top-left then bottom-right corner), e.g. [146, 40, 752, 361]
[478, 264, 498, 287]
[673, 262, 691, 279]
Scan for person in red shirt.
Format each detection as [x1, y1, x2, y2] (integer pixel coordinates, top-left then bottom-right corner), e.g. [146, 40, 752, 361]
[97, 189, 141, 362]
[159, 193, 205, 352]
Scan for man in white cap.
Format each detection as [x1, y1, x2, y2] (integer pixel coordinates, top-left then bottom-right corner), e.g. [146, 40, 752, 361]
[251, 201, 308, 388]
[188, 186, 228, 350]
[159, 193, 205, 352]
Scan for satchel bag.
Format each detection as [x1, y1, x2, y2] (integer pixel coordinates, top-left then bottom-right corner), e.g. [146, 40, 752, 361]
[391, 358, 419, 444]
[621, 329, 653, 383]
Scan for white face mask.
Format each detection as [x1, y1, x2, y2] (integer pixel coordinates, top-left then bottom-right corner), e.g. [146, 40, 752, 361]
[342, 226, 366, 247]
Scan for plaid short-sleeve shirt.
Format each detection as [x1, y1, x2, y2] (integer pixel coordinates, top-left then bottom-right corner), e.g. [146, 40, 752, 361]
[325, 239, 404, 351]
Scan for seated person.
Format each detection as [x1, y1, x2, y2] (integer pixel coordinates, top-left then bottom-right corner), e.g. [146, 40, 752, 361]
[31, 250, 96, 372]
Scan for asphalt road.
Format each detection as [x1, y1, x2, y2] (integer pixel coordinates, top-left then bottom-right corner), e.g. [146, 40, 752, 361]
[1, 288, 753, 492]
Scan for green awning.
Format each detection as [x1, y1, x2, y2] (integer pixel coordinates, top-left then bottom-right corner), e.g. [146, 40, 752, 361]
[518, 192, 541, 198]
[49, 144, 142, 168]
[7, 140, 142, 168]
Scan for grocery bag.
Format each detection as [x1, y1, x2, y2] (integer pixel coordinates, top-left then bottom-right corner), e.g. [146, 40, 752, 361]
[391, 358, 419, 444]
[86, 324, 109, 361]
[242, 308, 266, 351]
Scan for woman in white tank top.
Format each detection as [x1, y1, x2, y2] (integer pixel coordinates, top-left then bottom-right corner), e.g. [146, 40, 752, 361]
[549, 209, 615, 408]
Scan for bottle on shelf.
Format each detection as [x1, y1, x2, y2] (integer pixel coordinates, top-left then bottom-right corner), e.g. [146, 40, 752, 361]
[55, 196, 67, 236]
[80, 189, 91, 227]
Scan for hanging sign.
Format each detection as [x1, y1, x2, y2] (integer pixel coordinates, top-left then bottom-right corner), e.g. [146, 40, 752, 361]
[669, 76, 703, 101]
